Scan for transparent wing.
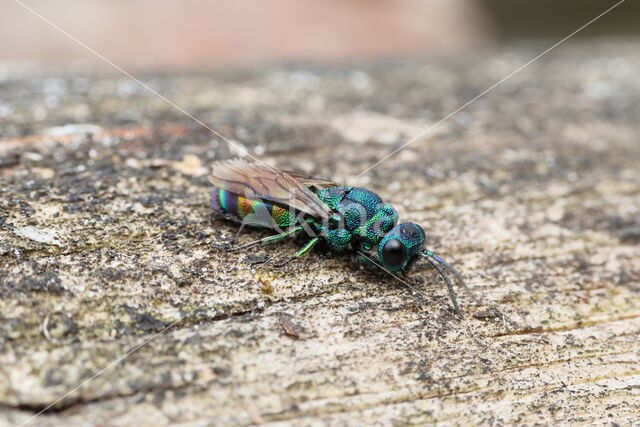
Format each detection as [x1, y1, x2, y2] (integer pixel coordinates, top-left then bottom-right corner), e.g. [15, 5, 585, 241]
[282, 170, 340, 191]
[208, 159, 333, 219]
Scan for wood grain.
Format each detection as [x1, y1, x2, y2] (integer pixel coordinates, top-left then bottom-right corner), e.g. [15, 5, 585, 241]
[1, 41, 639, 425]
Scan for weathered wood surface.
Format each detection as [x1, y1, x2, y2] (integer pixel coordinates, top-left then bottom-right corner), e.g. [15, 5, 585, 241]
[1, 41, 639, 426]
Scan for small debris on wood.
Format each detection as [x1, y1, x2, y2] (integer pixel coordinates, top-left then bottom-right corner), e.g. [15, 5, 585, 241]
[149, 158, 171, 168]
[278, 313, 300, 339]
[14, 226, 63, 247]
[0, 153, 20, 168]
[258, 275, 274, 294]
[473, 307, 502, 321]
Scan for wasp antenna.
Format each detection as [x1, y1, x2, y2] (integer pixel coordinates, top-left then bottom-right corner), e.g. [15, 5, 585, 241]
[421, 251, 463, 317]
[423, 250, 480, 305]
[356, 250, 430, 307]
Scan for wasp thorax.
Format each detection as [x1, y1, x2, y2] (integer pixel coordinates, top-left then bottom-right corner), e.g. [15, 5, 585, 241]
[378, 222, 426, 271]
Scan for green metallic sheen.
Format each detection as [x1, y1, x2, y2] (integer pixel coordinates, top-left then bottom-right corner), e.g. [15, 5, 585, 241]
[378, 222, 426, 271]
[218, 188, 227, 210]
[213, 185, 426, 270]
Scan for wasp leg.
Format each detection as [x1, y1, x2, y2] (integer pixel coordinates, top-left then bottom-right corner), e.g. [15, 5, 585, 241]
[258, 237, 319, 270]
[227, 225, 305, 252]
[295, 237, 319, 257]
[261, 237, 319, 269]
[355, 244, 376, 266]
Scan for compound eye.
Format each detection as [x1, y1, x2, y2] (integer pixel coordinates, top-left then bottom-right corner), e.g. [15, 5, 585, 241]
[382, 238, 405, 267]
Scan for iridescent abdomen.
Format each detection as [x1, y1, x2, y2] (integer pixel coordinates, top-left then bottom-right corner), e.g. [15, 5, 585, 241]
[211, 187, 297, 228]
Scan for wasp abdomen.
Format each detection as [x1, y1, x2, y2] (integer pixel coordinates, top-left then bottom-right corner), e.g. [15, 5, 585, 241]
[211, 188, 297, 229]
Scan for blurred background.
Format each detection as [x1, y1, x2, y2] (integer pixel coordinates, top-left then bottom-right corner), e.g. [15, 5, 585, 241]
[0, 0, 638, 70]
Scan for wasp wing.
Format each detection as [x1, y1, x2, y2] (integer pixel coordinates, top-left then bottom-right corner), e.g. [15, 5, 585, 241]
[208, 159, 333, 220]
[282, 170, 340, 191]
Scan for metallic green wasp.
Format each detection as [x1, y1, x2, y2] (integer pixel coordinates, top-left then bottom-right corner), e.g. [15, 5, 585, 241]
[209, 159, 469, 316]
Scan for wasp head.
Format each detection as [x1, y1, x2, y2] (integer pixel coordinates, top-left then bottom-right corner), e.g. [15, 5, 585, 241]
[377, 222, 426, 272]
